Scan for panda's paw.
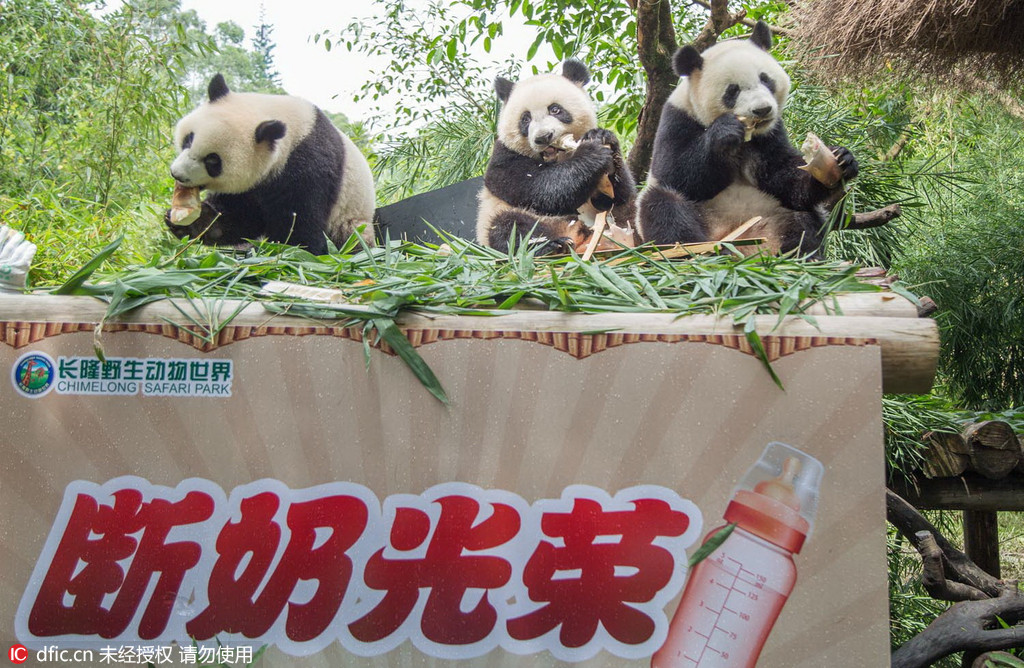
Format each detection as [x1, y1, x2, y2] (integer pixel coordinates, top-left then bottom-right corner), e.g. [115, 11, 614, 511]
[581, 128, 620, 153]
[831, 146, 859, 182]
[572, 140, 614, 171]
[164, 209, 193, 239]
[707, 114, 746, 152]
[531, 236, 574, 256]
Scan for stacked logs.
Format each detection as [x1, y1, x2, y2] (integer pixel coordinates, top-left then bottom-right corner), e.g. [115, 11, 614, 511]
[919, 421, 1023, 480]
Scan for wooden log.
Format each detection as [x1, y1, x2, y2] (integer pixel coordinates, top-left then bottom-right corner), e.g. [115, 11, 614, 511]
[919, 430, 970, 479]
[963, 421, 1021, 480]
[963, 510, 1001, 579]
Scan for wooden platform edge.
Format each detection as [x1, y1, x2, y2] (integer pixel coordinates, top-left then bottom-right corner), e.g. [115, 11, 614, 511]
[0, 294, 939, 394]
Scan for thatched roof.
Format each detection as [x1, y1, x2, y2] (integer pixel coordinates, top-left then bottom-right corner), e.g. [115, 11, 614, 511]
[791, 0, 1024, 83]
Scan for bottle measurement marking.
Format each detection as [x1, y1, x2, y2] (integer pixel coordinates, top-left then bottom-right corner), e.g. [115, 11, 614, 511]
[680, 555, 765, 666]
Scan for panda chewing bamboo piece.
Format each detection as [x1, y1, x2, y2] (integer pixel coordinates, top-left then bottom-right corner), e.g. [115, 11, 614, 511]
[165, 74, 375, 255]
[477, 60, 637, 254]
[637, 21, 858, 257]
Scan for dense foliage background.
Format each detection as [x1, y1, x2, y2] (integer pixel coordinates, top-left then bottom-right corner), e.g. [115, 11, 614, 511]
[2, 0, 1023, 661]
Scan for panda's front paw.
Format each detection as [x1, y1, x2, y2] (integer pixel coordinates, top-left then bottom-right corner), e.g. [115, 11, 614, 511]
[531, 236, 574, 256]
[831, 146, 859, 182]
[707, 114, 746, 152]
[581, 128, 620, 153]
[164, 209, 193, 239]
[572, 140, 614, 172]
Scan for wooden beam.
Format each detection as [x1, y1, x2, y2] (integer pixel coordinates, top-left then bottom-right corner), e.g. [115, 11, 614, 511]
[890, 473, 1024, 512]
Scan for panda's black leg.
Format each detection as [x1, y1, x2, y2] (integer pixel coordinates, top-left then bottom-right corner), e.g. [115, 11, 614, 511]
[268, 219, 331, 255]
[638, 184, 707, 245]
[488, 210, 573, 256]
[774, 211, 826, 259]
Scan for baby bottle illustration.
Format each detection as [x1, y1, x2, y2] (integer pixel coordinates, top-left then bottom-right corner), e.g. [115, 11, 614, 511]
[652, 442, 824, 668]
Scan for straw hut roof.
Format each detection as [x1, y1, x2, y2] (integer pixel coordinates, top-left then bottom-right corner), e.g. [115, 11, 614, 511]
[791, 0, 1024, 84]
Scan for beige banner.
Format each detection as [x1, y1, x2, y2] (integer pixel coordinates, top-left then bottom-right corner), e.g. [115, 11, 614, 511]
[1, 299, 893, 667]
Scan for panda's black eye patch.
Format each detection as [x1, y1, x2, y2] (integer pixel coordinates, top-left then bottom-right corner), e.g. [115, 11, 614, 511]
[182, 132, 194, 150]
[759, 73, 776, 93]
[519, 111, 531, 138]
[203, 153, 222, 178]
[548, 103, 573, 124]
[722, 84, 740, 109]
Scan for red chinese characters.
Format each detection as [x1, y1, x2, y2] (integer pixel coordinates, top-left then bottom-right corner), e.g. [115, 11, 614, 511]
[27, 485, 214, 639]
[17, 480, 701, 661]
[350, 495, 519, 646]
[187, 492, 368, 643]
[508, 496, 691, 648]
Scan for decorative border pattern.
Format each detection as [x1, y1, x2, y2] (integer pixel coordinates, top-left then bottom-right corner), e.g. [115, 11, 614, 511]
[0, 320, 877, 363]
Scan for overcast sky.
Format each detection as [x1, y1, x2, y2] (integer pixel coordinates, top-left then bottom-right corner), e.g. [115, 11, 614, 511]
[179, 0, 373, 116]
[178, 0, 547, 122]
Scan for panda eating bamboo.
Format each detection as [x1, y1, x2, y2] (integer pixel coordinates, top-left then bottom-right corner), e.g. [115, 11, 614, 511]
[165, 74, 376, 255]
[637, 21, 858, 258]
[476, 60, 637, 255]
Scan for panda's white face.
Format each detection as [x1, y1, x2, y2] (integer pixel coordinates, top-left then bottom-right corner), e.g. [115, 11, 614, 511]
[672, 40, 790, 136]
[496, 71, 598, 162]
[170, 88, 315, 194]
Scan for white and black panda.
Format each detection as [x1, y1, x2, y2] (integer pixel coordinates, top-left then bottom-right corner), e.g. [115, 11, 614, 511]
[477, 60, 637, 254]
[165, 74, 375, 254]
[637, 21, 857, 257]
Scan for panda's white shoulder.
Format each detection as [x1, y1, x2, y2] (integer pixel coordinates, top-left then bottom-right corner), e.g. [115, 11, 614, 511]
[666, 78, 695, 116]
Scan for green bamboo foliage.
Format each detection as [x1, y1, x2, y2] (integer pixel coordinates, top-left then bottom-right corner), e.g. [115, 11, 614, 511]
[53, 234, 896, 401]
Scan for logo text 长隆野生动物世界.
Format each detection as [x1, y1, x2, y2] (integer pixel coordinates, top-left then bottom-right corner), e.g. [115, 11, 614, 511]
[11, 353, 233, 398]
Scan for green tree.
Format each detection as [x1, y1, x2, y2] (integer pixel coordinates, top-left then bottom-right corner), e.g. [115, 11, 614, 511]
[0, 0, 189, 205]
[251, 4, 282, 92]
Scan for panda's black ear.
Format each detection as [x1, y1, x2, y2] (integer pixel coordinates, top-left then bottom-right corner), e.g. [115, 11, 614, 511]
[673, 47, 703, 77]
[255, 120, 286, 146]
[495, 76, 514, 104]
[750, 20, 773, 51]
[562, 59, 590, 86]
[208, 74, 230, 102]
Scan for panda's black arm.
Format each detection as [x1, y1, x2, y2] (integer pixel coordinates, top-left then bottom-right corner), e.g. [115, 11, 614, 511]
[483, 141, 612, 216]
[609, 148, 637, 206]
[164, 193, 267, 247]
[751, 126, 839, 210]
[577, 128, 636, 208]
[647, 106, 737, 201]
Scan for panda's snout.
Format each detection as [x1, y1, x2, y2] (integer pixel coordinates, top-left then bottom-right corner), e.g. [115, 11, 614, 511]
[751, 106, 773, 119]
[534, 130, 554, 147]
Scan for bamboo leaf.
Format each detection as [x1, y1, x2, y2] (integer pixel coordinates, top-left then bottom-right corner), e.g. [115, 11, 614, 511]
[688, 523, 737, 568]
[745, 325, 784, 390]
[372, 318, 449, 405]
[52, 236, 124, 295]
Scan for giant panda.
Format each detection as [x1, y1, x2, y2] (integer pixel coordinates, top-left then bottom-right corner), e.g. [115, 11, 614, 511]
[477, 60, 637, 254]
[165, 74, 375, 255]
[636, 21, 858, 258]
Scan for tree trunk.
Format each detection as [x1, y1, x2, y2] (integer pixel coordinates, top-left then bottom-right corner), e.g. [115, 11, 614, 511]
[627, 0, 678, 182]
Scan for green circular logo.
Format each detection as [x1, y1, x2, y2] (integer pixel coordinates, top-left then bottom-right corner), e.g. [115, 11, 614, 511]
[12, 352, 55, 398]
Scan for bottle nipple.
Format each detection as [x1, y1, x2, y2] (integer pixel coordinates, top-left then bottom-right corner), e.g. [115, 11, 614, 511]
[752, 457, 802, 511]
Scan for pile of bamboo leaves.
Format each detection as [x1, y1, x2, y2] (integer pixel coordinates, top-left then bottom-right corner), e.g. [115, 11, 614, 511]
[48, 233, 912, 403]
